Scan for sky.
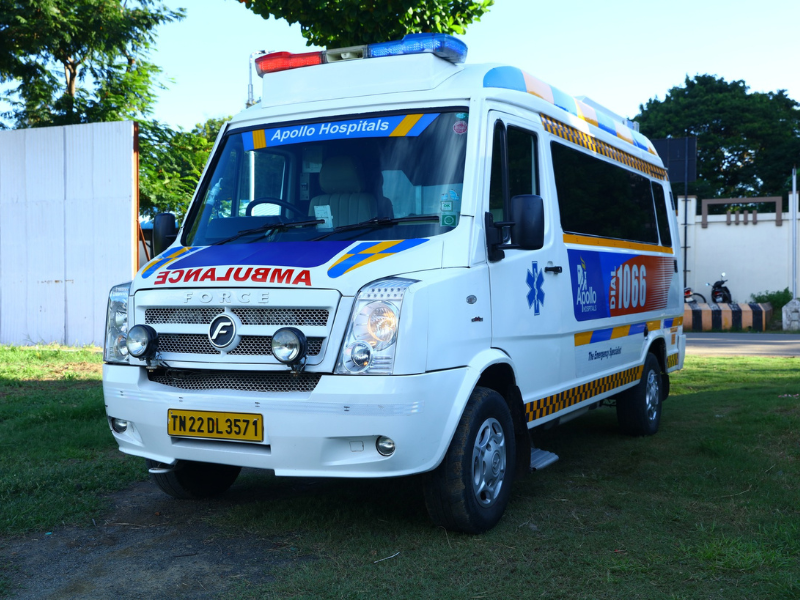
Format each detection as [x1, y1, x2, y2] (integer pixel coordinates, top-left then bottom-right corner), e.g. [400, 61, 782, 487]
[149, 0, 800, 131]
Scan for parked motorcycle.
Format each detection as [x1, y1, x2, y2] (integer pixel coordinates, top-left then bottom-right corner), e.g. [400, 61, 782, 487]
[707, 273, 733, 304]
[684, 286, 706, 304]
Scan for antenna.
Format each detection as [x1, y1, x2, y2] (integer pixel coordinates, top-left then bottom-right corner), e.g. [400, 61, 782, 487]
[247, 50, 270, 108]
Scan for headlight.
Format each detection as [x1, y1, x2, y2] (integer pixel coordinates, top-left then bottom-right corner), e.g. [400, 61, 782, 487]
[335, 278, 416, 375]
[104, 282, 131, 363]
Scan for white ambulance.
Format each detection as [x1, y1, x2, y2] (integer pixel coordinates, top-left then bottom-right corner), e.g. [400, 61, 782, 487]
[103, 34, 685, 533]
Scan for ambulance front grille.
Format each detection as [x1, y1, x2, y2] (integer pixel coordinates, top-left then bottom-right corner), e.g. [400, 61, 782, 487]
[145, 307, 329, 327]
[145, 308, 223, 324]
[148, 370, 321, 393]
[157, 334, 323, 356]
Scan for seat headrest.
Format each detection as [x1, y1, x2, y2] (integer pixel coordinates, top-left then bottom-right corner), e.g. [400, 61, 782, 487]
[319, 156, 365, 194]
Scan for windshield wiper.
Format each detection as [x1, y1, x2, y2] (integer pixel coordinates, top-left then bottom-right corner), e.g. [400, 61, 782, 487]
[311, 215, 438, 241]
[211, 219, 324, 246]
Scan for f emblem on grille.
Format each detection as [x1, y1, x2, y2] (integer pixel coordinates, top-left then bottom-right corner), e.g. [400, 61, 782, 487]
[208, 315, 236, 349]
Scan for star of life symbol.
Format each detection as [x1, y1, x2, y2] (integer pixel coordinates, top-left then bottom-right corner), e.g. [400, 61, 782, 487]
[526, 261, 545, 315]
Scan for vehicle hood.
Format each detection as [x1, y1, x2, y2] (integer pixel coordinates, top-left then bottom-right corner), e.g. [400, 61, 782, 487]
[133, 238, 442, 297]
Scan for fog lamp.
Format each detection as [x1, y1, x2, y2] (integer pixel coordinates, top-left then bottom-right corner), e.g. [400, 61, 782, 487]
[272, 327, 308, 366]
[110, 418, 128, 433]
[126, 325, 159, 359]
[376, 436, 395, 456]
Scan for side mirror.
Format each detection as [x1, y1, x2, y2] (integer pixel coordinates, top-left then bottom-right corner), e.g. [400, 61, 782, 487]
[152, 213, 178, 256]
[510, 194, 544, 250]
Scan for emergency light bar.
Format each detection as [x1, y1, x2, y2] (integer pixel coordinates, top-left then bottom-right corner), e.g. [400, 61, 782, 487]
[254, 33, 467, 76]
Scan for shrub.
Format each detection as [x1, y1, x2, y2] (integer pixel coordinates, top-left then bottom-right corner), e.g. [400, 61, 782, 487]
[750, 287, 793, 312]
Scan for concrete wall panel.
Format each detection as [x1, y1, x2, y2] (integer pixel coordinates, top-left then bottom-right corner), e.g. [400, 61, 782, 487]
[0, 122, 135, 346]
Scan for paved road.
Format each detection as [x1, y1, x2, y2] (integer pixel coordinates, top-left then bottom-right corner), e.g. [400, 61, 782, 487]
[686, 332, 800, 356]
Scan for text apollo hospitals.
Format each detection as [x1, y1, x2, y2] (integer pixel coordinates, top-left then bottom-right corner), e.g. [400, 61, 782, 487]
[271, 119, 391, 143]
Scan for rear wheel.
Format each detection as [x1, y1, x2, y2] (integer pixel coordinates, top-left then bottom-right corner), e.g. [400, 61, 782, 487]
[690, 293, 706, 304]
[423, 387, 516, 534]
[616, 353, 663, 436]
[146, 459, 241, 499]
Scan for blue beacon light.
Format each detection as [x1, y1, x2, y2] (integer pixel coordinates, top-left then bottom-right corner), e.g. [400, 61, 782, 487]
[367, 33, 468, 64]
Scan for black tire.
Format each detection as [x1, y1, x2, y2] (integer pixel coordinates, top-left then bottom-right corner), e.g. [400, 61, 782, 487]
[690, 293, 706, 304]
[423, 387, 516, 534]
[146, 459, 241, 499]
[616, 353, 663, 436]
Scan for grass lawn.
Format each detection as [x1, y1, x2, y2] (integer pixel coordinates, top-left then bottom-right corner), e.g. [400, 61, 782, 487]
[0, 345, 145, 536]
[0, 348, 798, 598]
[219, 356, 800, 599]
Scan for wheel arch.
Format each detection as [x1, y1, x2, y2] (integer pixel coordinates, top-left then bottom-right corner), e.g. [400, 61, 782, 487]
[647, 335, 670, 400]
[475, 362, 531, 476]
[429, 350, 528, 473]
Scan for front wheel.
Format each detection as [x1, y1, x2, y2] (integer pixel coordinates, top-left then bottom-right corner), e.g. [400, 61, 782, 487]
[616, 353, 663, 436]
[146, 459, 241, 499]
[423, 387, 516, 534]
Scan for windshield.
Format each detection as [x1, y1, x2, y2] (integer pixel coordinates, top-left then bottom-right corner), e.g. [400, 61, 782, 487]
[183, 110, 469, 246]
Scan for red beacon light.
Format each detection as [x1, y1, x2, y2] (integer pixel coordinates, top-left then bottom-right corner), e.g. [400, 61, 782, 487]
[254, 34, 468, 77]
[254, 51, 325, 76]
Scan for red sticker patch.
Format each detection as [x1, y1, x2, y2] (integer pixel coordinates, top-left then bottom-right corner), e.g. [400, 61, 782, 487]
[453, 121, 468, 135]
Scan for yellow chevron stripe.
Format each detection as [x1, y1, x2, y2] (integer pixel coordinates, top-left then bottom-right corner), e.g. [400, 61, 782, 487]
[252, 129, 267, 149]
[390, 114, 423, 137]
[647, 320, 662, 332]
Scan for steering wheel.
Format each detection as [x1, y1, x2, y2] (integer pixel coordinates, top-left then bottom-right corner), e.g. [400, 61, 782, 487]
[245, 197, 306, 217]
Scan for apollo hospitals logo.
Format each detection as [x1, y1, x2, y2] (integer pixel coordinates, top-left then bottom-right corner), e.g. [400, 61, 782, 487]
[576, 257, 598, 313]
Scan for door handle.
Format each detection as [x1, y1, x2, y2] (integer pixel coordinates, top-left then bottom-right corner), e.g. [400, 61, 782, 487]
[544, 266, 562, 274]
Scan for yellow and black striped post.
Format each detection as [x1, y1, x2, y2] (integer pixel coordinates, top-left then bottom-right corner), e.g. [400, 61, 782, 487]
[683, 303, 773, 331]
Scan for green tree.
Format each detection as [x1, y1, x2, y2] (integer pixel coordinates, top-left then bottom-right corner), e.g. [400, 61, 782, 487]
[237, 0, 493, 47]
[139, 117, 230, 218]
[0, 0, 183, 128]
[636, 75, 800, 203]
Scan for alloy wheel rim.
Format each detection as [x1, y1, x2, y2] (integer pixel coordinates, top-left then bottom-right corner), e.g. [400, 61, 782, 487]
[645, 370, 660, 421]
[471, 417, 506, 507]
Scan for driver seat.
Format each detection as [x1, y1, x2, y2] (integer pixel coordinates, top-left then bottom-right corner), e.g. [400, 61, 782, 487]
[308, 156, 378, 228]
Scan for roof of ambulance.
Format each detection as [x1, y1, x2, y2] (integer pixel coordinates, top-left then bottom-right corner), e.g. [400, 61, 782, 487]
[228, 54, 660, 162]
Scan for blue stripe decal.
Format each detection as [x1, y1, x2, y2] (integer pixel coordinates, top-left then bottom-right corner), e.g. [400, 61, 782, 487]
[481, 66, 527, 92]
[407, 113, 440, 136]
[595, 111, 618, 136]
[590, 328, 614, 343]
[632, 130, 651, 151]
[243, 114, 439, 150]
[551, 87, 577, 117]
[141, 247, 201, 279]
[629, 323, 647, 335]
[664, 318, 674, 328]
[327, 239, 428, 278]
[242, 131, 255, 152]
[167, 241, 353, 270]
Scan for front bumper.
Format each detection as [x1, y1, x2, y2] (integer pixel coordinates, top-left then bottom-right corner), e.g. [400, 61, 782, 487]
[103, 364, 473, 477]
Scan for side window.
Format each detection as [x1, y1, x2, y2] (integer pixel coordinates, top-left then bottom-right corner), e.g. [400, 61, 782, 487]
[489, 121, 539, 223]
[489, 122, 505, 222]
[652, 182, 672, 247]
[507, 126, 538, 198]
[551, 141, 659, 245]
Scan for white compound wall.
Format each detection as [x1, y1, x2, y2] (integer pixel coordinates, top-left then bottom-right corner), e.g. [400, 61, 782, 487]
[0, 121, 137, 346]
[678, 196, 799, 304]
